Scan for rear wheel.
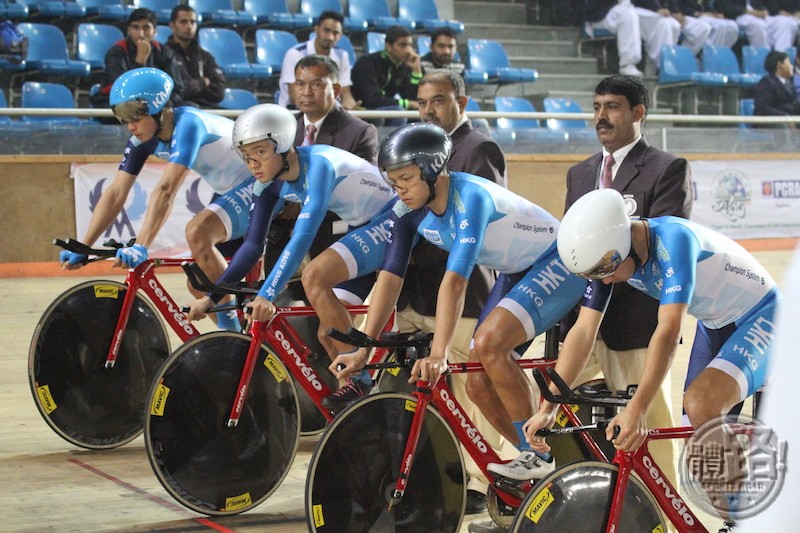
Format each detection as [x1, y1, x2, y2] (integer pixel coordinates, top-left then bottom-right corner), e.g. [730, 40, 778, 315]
[306, 393, 466, 532]
[28, 280, 169, 449]
[144, 332, 300, 515]
[509, 461, 665, 532]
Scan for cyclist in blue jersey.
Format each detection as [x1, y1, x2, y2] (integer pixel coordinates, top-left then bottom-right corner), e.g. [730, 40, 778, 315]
[59, 67, 254, 331]
[523, 189, 778, 512]
[185, 104, 397, 385]
[329, 123, 587, 478]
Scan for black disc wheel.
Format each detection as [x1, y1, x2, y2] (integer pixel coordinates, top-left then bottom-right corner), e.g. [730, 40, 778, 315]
[145, 332, 300, 515]
[509, 461, 665, 532]
[28, 280, 170, 449]
[306, 393, 465, 532]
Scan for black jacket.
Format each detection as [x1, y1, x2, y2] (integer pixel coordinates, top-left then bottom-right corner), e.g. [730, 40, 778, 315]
[165, 37, 225, 108]
[351, 50, 420, 109]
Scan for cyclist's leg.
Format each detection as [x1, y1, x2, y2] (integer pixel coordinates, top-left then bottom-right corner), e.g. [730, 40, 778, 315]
[188, 178, 254, 329]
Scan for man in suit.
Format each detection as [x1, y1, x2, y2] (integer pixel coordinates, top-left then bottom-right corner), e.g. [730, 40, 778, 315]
[754, 50, 800, 121]
[397, 69, 511, 518]
[562, 75, 692, 488]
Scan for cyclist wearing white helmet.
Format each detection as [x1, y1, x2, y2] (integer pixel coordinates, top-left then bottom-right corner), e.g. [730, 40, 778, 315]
[60, 67, 255, 331]
[330, 123, 587, 475]
[186, 104, 397, 398]
[525, 188, 778, 517]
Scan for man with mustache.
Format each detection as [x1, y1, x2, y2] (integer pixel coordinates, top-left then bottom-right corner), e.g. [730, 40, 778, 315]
[556, 74, 692, 488]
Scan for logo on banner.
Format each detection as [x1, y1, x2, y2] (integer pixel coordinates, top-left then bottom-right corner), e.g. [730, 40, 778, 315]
[91, 178, 147, 239]
[711, 170, 751, 222]
[762, 181, 800, 199]
[185, 178, 207, 215]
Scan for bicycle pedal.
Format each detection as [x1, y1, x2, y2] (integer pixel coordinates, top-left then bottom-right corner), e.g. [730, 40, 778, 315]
[490, 477, 528, 499]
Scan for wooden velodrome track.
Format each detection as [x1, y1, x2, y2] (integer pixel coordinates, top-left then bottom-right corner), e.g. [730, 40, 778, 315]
[0, 241, 795, 532]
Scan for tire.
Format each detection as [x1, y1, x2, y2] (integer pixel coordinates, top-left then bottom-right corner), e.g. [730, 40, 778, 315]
[28, 280, 170, 449]
[509, 461, 665, 532]
[144, 332, 301, 515]
[306, 393, 466, 533]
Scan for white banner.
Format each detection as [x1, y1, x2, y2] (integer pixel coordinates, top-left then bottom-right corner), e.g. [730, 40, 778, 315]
[691, 159, 800, 239]
[72, 162, 217, 257]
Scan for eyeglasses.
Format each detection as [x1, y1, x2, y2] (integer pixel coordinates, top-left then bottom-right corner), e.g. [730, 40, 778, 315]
[238, 144, 276, 166]
[112, 99, 149, 125]
[577, 250, 623, 280]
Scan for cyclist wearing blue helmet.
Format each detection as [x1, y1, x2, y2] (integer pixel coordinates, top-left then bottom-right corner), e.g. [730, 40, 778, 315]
[60, 67, 256, 331]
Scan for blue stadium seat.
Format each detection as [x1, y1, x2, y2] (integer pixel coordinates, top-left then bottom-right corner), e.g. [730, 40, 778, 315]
[255, 29, 298, 73]
[737, 97, 773, 145]
[218, 87, 259, 110]
[465, 96, 480, 112]
[659, 44, 727, 85]
[243, 0, 312, 30]
[198, 27, 272, 80]
[397, 0, 464, 33]
[366, 31, 385, 54]
[466, 39, 537, 86]
[741, 45, 769, 77]
[493, 96, 567, 146]
[0, 1, 30, 19]
[18, 0, 86, 21]
[155, 24, 171, 44]
[300, 0, 367, 33]
[188, 0, 257, 27]
[0, 88, 26, 130]
[348, 0, 414, 32]
[701, 44, 760, 87]
[76, 0, 133, 22]
[541, 97, 596, 142]
[417, 34, 430, 56]
[132, 0, 178, 24]
[21, 81, 91, 126]
[76, 23, 124, 70]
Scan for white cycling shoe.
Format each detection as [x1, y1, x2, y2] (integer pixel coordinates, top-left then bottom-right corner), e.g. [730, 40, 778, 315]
[487, 451, 555, 481]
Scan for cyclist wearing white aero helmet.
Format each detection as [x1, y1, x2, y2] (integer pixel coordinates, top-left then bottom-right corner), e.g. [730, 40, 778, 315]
[186, 103, 397, 397]
[60, 67, 256, 331]
[525, 189, 778, 480]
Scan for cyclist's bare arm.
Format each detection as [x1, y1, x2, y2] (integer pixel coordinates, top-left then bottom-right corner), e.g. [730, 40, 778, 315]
[412, 271, 467, 383]
[330, 270, 404, 379]
[608, 302, 686, 451]
[129, 162, 191, 249]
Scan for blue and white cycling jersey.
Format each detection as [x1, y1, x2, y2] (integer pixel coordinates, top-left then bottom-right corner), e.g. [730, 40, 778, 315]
[383, 172, 559, 278]
[256, 144, 397, 301]
[119, 107, 253, 194]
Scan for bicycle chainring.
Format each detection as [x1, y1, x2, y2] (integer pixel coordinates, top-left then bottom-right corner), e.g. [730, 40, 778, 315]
[486, 486, 517, 529]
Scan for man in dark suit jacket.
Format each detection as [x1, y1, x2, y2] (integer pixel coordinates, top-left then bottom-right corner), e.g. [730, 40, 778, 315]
[265, 54, 379, 268]
[563, 75, 692, 488]
[754, 50, 800, 121]
[397, 69, 511, 518]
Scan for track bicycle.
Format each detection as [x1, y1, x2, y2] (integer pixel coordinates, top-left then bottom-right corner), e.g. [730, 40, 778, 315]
[28, 239, 213, 449]
[304, 328, 619, 532]
[143, 264, 405, 515]
[509, 367, 757, 532]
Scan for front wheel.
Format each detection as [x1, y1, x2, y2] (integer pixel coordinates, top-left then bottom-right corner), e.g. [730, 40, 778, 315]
[509, 461, 665, 532]
[306, 393, 466, 532]
[28, 280, 170, 449]
[144, 332, 301, 515]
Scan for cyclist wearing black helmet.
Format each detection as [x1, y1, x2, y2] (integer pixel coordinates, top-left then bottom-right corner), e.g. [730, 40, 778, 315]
[330, 122, 587, 481]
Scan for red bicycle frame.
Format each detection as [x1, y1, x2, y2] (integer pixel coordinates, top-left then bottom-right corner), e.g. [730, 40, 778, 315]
[225, 306, 396, 427]
[383, 359, 612, 509]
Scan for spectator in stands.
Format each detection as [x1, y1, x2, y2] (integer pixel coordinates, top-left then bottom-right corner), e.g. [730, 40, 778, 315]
[754, 50, 800, 121]
[669, 1, 713, 55]
[405, 69, 508, 519]
[352, 25, 421, 125]
[278, 10, 357, 110]
[697, 0, 740, 48]
[165, 5, 225, 109]
[420, 27, 465, 76]
[715, 0, 798, 52]
[91, 8, 184, 110]
[583, 0, 680, 76]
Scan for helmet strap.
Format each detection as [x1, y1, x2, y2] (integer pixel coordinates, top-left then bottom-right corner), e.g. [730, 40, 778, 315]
[272, 151, 291, 181]
[426, 179, 437, 204]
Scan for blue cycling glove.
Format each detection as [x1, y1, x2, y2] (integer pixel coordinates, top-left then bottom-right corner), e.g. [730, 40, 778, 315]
[115, 244, 148, 268]
[59, 250, 88, 266]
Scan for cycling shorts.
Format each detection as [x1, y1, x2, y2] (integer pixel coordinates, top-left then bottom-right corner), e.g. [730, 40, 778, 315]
[204, 177, 256, 240]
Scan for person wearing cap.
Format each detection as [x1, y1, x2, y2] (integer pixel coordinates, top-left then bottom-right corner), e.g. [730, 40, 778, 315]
[60, 67, 252, 332]
[327, 122, 587, 481]
[524, 188, 778, 524]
